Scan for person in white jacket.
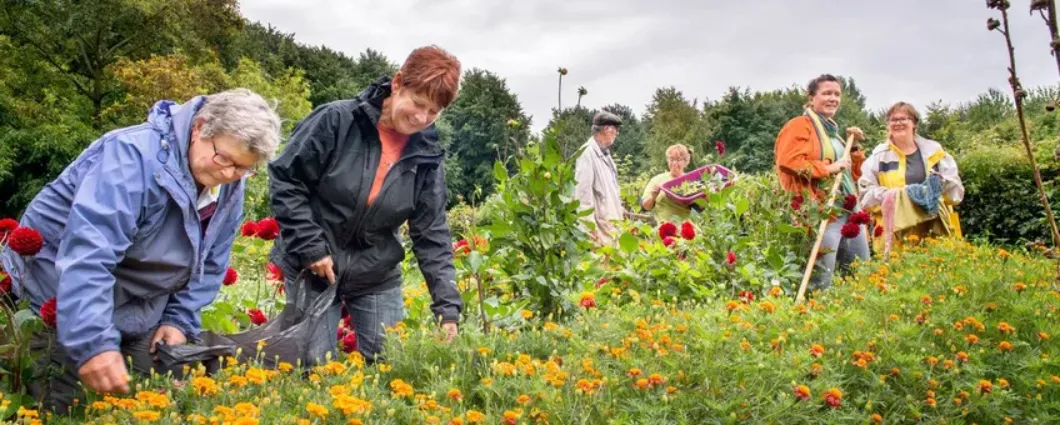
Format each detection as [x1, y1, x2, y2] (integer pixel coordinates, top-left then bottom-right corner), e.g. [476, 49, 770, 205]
[574, 112, 626, 246]
[858, 102, 965, 255]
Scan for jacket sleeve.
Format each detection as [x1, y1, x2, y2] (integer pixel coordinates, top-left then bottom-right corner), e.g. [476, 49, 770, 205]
[268, 105, 338, 268]
[161, 184, 244, 340]
[53, 137, 144, 368]
[573, 152, 596, 212]
[858, 152, 888, 211]
[938, 153, 965, 205]
[408, 164, 463, 324]
[775, 119, 831, 180]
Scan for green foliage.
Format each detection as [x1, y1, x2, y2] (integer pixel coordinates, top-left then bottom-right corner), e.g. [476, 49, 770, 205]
[482, 135, 595, 318]
[437, 69, 531, 205]
[644, 87, 712, 167]
[542, 106, 594, 159]
[227, 23, 397, 107]
[957, 142, 1060, 244]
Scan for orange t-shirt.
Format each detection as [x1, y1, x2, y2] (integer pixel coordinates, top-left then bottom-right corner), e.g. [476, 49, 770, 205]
[368, 123, 409, 205]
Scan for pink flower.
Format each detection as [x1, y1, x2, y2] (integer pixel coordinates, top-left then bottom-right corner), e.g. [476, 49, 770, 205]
[240, 221, 258, 237]
[266, 262, 284, 281]
[40, 297, 57, 328]
[341, 331, 358, 353]
[840, 222, 861, 238]
[223, 267, 239, 286]
[658, 222, 677, 239]
[680, 221, 696, 240]
[255, 217, 279, 240]
[849, 211, 871, 226]
[715, 140, 726, 157]
[842, 194, 858, 211]
[662, 236, 676, 247]
[7, 227, 43, 256]
[247, 308, 267, 325]
[726, 251, 737, 265]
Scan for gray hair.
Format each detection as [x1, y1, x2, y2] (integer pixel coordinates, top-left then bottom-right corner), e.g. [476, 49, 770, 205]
[194, 88, 282, 164]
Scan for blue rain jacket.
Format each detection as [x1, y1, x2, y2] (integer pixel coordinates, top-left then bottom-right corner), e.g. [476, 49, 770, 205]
[0, 97, 244, 367]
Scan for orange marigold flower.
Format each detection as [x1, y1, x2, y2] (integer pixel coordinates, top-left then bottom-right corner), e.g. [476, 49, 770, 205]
[965, 334, 979, 344]
[1014, 282, 1027, 293]
[1039, 331, 1051, 341]
[956, 351, 969, 363]
[998, 341, 1013, 351]
[793, 385, 811, 401]
[871, 413, 883, 424]
[997, 322, 1015, 334]
[979, 380, 993, 394]
[823, 388, 843, 408]
[810, 344, 825, 357]
[648, 374, 665, 386]
[634, 378, 650, 390]
[627, 368, 642, 378]
[446, 389, 463, 401]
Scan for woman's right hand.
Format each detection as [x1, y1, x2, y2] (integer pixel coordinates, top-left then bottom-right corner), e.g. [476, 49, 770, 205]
[826, 157, 852, 175]
[309, 256, 336, 284]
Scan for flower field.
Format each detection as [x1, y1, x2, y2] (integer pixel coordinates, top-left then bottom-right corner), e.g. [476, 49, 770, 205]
[12, 236, 1054, 424]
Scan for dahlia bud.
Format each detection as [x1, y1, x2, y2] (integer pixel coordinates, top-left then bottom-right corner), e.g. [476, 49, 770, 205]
[987, 18, 1001, 31]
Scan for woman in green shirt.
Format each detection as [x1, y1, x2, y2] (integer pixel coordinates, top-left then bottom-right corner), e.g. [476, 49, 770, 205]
[641, 144, 693, 222]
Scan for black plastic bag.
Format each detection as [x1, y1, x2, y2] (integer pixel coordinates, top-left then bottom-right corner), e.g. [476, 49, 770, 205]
[156, 272, 339, 372]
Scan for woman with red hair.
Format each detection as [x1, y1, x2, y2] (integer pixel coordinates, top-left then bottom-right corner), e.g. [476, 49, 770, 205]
[268, 45, 463, 364]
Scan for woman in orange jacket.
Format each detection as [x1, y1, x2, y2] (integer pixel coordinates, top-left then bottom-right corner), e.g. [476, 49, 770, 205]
[774, 74, 869, 291]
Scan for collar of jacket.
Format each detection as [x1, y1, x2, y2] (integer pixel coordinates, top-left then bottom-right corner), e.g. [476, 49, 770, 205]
[353, 75, 446, 164]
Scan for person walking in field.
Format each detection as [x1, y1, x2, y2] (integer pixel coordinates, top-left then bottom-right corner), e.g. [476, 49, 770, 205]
[574, 111, 626, 246]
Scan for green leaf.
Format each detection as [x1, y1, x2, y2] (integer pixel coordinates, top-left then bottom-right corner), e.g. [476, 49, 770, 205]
[619, 232, 639, 254]
[468, 251, 484, 274]
[13, 309, 41, 330]
[735, 197, 749, 217]
[493, 160, 508, 183]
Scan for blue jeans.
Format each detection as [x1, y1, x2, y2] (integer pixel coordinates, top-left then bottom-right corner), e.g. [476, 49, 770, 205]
[811, 214, 870, 291]
[286, 277, 405, 366]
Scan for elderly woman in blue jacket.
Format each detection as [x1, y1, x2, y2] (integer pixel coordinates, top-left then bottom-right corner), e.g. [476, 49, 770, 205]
[0, 88, 281, 412]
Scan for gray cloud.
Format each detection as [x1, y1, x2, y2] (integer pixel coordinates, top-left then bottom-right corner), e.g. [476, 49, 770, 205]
[241, 0, 1060, 131]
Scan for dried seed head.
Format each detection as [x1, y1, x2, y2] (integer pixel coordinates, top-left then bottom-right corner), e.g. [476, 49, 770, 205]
[1015, 89, 1027, 100]
[986, 0, 1002, 9]
[1047, 102, 1056, 112]
[987, 17, 1001, 31]
[1051, 37, 1060, 50]
[1031, 0, 1049, 11]
[558, 67, 568, 76]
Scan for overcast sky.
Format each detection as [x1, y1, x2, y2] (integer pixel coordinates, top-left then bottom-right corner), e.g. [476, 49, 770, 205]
[241, 0, 1060, 133]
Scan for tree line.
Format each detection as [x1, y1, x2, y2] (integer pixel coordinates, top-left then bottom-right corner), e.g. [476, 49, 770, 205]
[2, 1, 1057, 244]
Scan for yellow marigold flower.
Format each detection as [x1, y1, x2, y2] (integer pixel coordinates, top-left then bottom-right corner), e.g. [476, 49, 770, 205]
[390, 379, 415, 398]
[348, 419, 364, 425]
[347, 351, 365, 369]
[233, 418, 259, 425]
[245, 367, 271, 385]
[278, 362, 294, 373]
[132, 410, 160, 422]
[228, 375, 249, 388]
[516, 394, 531, 405]
[234, 402, 260, 417]
[466, 410, 486, 423]
[190, 377, 219, 396]
[378, 363, 392, 373]
[480, 377, 493, 386]
[447, 389, 463, 401]
[520, 310, 534, 319]
[306, 402, 329, 418]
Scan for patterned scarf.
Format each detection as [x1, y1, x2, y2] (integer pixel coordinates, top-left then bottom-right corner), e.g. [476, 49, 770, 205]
[804, 108, 856, 196]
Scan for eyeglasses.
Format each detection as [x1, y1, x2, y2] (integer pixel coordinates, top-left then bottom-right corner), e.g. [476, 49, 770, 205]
[210, 139, 257, 177]
[889, 117, 914, 124]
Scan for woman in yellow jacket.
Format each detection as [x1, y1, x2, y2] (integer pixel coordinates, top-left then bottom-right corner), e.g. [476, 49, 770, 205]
[858, 102, 965, 257]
